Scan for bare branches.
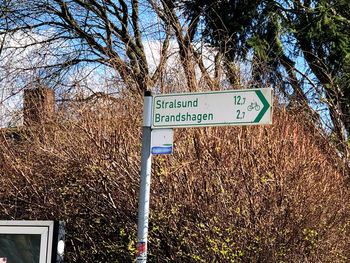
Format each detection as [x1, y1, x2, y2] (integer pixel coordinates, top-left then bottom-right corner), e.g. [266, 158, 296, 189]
[148, 0, 216, 91]
[1, 0, 159, 94]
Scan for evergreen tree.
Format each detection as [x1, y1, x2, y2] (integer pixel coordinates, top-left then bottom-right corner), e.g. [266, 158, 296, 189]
[180, 0, 350, 163]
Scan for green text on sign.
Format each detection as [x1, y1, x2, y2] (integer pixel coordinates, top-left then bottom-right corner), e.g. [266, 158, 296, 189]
[151, 88, 273, 129]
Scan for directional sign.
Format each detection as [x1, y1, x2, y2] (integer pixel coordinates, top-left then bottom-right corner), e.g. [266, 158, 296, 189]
[151, 88, 273, 128]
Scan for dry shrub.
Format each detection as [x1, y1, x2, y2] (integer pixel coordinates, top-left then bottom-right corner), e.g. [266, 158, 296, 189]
[0, 94, 143, 262]
[149, 108, 350, 263]
[0, 94, 349, 263]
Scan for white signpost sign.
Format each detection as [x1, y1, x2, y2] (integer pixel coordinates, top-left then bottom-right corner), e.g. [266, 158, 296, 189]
[151, 129, 173, 154]
[152, 88, 273, 128]
[137, 88, 273, 263]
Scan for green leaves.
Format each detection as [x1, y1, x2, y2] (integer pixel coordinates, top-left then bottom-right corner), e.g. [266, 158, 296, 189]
[180, 0, 350, 160]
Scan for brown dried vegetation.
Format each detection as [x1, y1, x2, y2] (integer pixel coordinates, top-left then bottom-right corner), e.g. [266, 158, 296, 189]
[0, 94, 349, 262]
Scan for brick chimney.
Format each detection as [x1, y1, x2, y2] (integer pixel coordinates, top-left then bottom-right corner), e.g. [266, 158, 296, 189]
[23, 88, 55, 126]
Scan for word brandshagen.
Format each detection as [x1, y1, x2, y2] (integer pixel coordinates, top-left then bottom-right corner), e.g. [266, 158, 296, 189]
[154, 97, 214, 125]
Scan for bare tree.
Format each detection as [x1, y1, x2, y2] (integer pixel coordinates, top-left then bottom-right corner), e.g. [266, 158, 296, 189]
[0, 0, 176, 95]
[148, 0, 218, 91]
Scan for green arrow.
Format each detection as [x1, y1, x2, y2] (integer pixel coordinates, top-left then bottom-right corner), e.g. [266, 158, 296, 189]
[254, 90, 270, 123]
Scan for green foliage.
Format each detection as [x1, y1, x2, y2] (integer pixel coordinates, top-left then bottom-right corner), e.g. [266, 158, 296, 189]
[179, 0, 350, 165]
[181, 0, 263, 57]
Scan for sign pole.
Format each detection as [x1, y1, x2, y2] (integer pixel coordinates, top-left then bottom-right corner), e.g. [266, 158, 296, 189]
[136, 90, 153, 263]
[134, 88, 272, 262]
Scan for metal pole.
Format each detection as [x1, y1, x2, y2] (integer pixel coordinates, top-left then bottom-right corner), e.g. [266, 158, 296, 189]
[136, 90, 153, 263]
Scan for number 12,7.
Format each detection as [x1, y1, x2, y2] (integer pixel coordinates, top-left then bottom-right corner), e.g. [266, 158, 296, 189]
[233, 95, 246, 105]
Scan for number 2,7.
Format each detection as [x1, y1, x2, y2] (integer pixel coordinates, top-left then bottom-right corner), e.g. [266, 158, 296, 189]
[236, 110, 245, 119]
